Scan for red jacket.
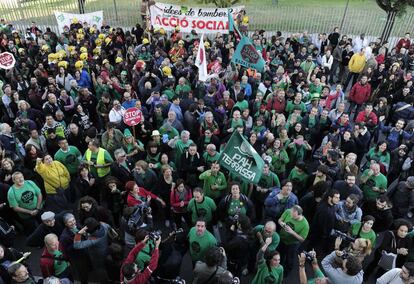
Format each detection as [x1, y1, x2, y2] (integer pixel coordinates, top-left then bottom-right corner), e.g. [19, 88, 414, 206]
[266, 96, 286, 113]
[355, 110, 378, 127]
[349, 82, 371, 105]
[170, 189, 192, 213]
[127, 188, 158, 207]
[120, 242, 159, 284]
[40, 245, 69, 278]
[396, 38, 411, 53]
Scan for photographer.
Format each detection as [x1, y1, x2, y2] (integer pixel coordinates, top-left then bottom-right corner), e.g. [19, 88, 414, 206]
[120, 204, 153, 253]
[321, 249, 363, 284]
[121, 235, 160, 284]
[193, 246, 230, 283]
[218, 182, 254, 232]
[131, 229, 159, 272]
[298, 252, 327, 284]
[334, 236, 372, 264]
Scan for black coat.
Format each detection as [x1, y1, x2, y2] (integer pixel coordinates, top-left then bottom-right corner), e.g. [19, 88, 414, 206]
[111, 162, 134, 186]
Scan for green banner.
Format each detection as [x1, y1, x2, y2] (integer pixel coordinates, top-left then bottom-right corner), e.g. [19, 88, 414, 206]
[231, 36, 265, 72]
[219, 131, 264, 184]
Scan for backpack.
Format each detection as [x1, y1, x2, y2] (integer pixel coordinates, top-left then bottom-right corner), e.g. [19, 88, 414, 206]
[126, 203, 149, 234]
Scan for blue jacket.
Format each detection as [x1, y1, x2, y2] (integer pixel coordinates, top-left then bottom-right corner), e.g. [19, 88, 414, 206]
[76, 69, 92, 90]
[264, 188, 298, 219]
[379, 123, 413, 151]
[392, 102, 414, 122]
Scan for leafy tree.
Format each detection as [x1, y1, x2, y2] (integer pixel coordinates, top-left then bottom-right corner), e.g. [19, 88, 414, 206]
[376, 0, 414, 42]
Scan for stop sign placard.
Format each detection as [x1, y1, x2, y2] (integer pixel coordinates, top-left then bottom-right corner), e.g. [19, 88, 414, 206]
[0, 52, 16, 70]
[123, 107, 143, 126]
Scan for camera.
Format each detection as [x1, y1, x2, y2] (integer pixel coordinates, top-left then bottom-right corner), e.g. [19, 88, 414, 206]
[339, 251, 349, 260]
[303, 251, 315, 261]
[148, 230, 162, 241]
[331, 229, 356, 243]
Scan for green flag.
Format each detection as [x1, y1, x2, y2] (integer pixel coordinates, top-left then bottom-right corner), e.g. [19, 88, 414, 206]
[219, 131, 264, 184]
[231, 36, 265, 72]
[228, 10, 241, 39]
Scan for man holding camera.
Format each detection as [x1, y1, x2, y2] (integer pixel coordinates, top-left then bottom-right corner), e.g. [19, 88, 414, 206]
[121, 235, 161, 284]
[298, 251, 327, 284]
[278, 205, 309, 275]
[321, 248, 363, 283]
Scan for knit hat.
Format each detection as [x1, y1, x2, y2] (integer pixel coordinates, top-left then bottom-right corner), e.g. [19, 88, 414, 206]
[41, 211, 55, 221]
[124, 128, 132, 138]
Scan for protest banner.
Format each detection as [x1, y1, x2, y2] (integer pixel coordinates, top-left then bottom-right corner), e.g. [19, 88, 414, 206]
[0, 52, 16, 70]
[54, 11, 104, 33]
[150, 2, 244, 34]
[219, 131, 264, 184]
[231, 36, 265, 72]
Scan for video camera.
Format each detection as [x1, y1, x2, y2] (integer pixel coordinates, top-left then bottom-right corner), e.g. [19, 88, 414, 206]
[331, 229, 356, 243]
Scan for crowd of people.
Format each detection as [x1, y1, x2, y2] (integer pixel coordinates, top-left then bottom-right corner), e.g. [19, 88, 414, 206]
[1, 7, 414, 284]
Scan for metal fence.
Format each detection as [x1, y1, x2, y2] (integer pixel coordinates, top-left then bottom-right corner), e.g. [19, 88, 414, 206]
[1, 0, 414, 40]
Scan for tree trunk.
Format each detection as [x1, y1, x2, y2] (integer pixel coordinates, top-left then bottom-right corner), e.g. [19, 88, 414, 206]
[380, 10, 397, 44]
[385, 11, 397, 41]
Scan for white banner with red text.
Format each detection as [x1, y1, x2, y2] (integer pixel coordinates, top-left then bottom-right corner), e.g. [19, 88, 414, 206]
[150, 2, 245, 34]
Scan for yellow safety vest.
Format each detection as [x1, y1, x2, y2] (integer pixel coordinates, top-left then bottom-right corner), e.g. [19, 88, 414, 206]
[85, 147, 110, 177]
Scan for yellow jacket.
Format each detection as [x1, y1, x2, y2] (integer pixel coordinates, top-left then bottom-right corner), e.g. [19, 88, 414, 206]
[348, 53, 366, 73]
[35, 160, 70, 194]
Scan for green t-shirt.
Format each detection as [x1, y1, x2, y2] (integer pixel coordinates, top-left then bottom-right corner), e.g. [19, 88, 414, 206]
[307, 268, 325, 284]
[134, 240, 156, 270]
[203, 152, 220, 168]
[94, 84, 110, 101]
[279, 209, 310, 245]
[54, 146, 82, 175]
[288, 168, 309, 188]
[53, 250, 70, 276]
[199, 171, 227, 199]
[361, 170, 388, 201]
[252, 259, 283, 284]
[7, 181, 41, 218]
[285, 101, 306, 115]
[270, 150, 289, 174]
[351, 222, 377, 247]
[175, 84, 191, 95]
[188, 227, 217, 262]
[187, 196, 217, 224]
[253, 225, 280, 251]
[258, 172, 281, 189]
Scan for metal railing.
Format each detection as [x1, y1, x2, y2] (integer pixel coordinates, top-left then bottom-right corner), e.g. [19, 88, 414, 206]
[1, 0, 413, 39]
